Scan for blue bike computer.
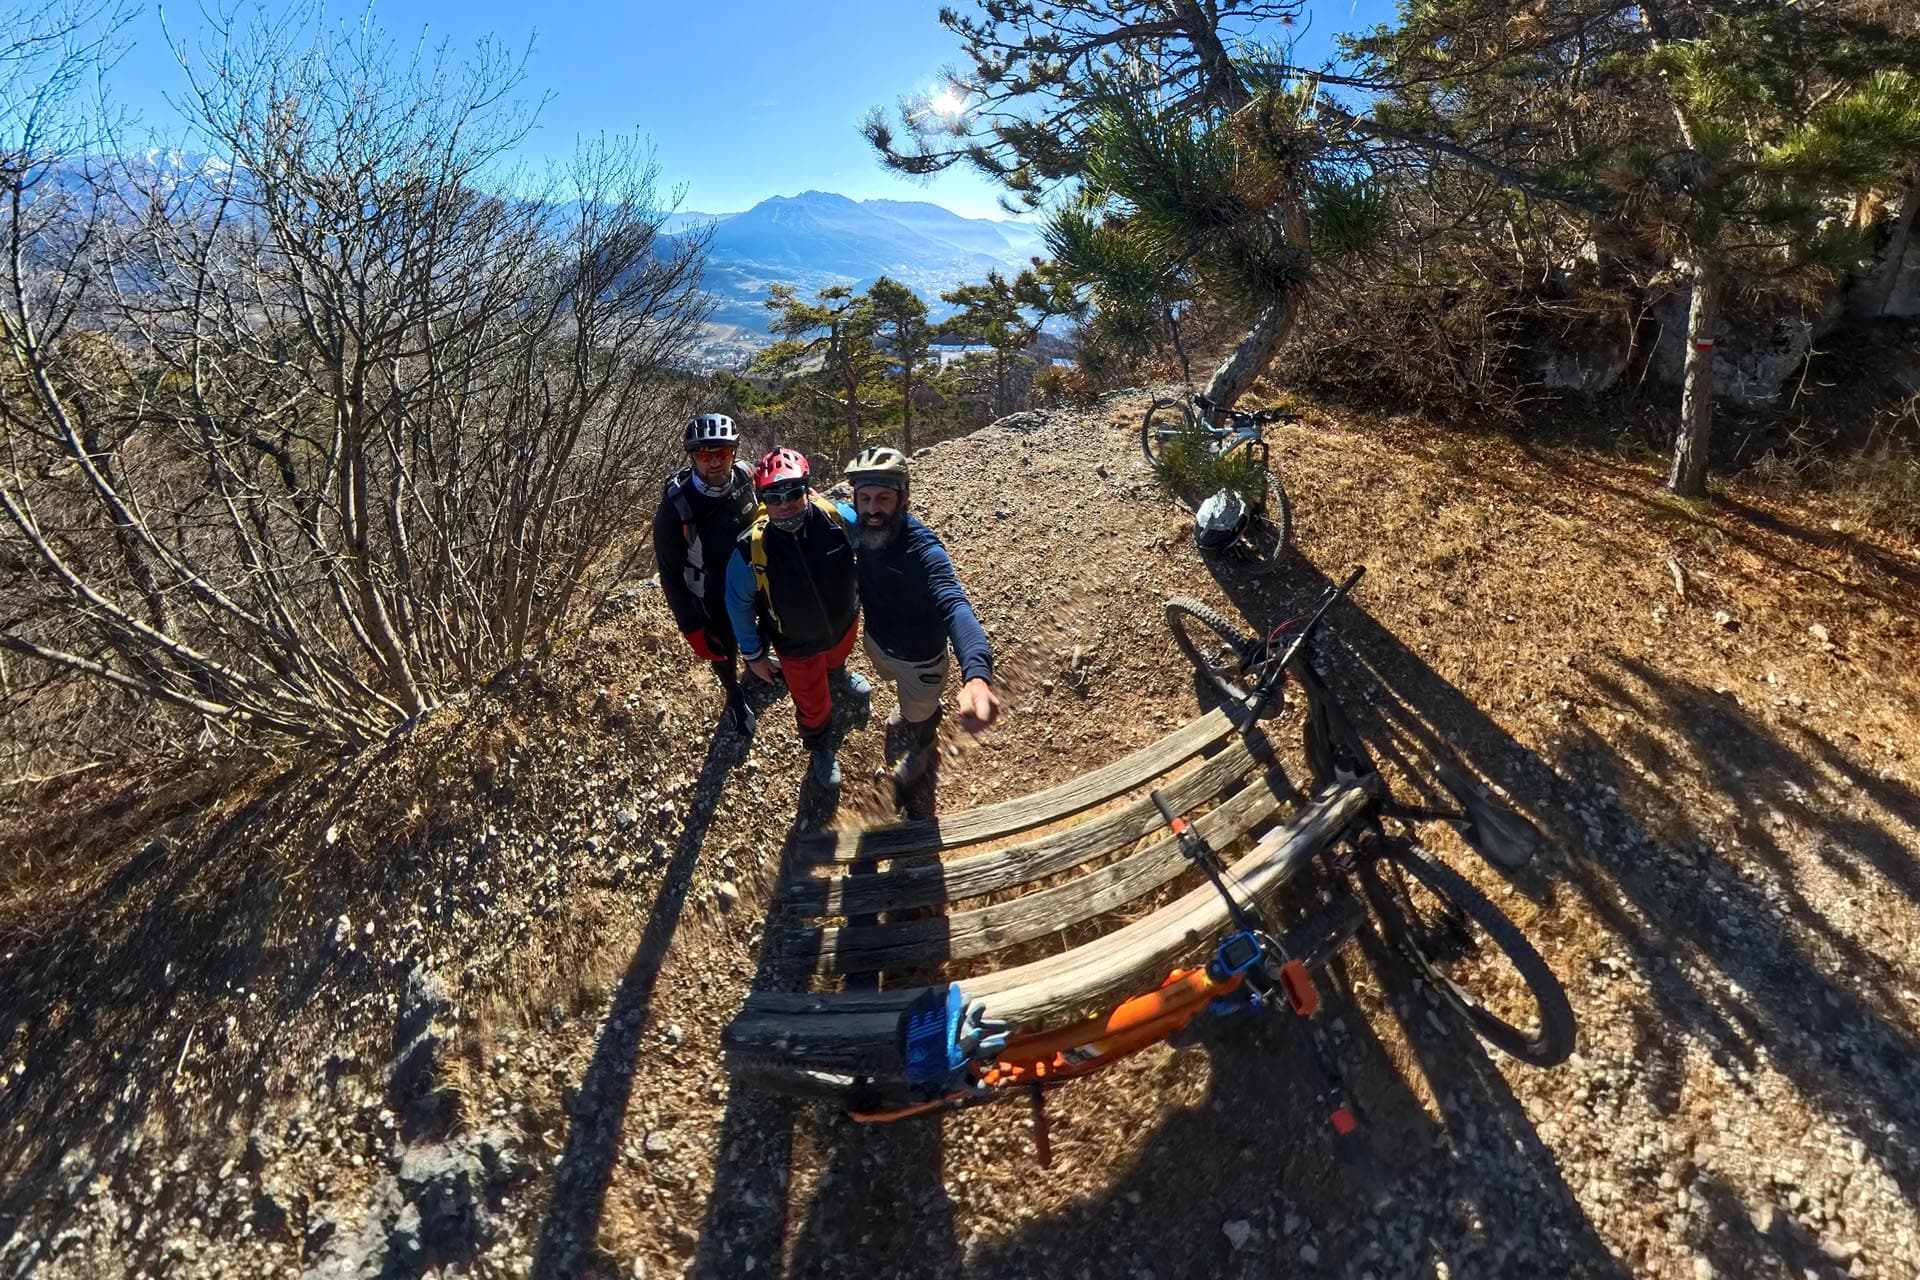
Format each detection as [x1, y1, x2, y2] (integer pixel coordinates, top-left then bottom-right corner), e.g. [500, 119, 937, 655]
[1213, 931, 1263, 978]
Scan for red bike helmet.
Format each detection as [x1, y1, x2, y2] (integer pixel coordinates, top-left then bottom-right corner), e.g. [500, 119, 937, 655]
[753, 448, 810, 493]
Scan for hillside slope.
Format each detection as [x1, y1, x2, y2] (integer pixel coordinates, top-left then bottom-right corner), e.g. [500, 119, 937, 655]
[2, 393, 1918, 1280]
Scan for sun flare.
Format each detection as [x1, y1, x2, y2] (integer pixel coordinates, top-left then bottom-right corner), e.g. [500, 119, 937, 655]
[926, 86, 970, 120]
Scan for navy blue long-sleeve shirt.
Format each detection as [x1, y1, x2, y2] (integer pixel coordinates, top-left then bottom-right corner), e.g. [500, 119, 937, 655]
[839, 501, 992, 684]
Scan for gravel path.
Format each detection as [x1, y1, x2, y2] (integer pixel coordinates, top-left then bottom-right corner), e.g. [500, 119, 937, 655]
[3, 392, 1917, 1280]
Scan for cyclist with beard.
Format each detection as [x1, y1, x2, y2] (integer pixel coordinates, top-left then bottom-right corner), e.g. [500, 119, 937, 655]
[653, 413, 759, 738]
[724, 447, 870, 789]
[838, 446, 998, 781]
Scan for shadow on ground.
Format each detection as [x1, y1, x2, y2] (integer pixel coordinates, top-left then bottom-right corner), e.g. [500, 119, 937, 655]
[0, 730, 439, 1275]
[529, 696, 767, 1278]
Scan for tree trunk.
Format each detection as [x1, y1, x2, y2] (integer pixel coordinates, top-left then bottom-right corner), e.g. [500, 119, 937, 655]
[1200, 292, 1300, 412]
[901, 355, 915, 454]
[1666, 261, 1720, 498]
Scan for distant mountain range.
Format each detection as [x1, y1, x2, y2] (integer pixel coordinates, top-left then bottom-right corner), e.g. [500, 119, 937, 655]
[665, 191, 1048, 331]
[53, 155, 1046, 343]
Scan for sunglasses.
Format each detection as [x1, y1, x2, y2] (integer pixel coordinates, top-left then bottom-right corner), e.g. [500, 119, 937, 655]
[759, 483, 807, 504]
[692, 445, 736, 459]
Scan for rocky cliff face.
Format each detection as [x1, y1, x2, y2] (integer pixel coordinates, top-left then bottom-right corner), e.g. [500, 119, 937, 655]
[1649, 283, 1844, 411]
[1529, 183, 1919, 407]
[1848, 185, 1920, 321]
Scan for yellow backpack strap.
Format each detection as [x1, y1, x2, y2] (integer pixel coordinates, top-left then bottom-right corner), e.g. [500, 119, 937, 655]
[809, 492, 845, 529]
[746, 509, 781, 633]
[748, 497, 841, 636]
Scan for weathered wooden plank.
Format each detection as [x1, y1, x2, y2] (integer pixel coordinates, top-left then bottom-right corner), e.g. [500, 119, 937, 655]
[785, 738, 1264, 918]
[792, 708, 1240, 864]
[800, 772, 1284, 974]
[966, 782, 1374, 1024]
[723, 780, 1376, 1074]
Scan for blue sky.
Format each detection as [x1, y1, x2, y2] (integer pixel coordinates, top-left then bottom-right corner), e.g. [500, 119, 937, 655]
[107, 1, 1395, 221]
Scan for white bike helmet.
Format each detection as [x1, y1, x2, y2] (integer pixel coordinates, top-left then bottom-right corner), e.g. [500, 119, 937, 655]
[1193, 489, 1248, 551]
[684, 413, 740, 450]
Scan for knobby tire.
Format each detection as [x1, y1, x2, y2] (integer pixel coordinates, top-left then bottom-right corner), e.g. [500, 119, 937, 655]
[1141, 399, 1194, 467]
[1359, 840, 1575, 1066]
[1163, 596, 1272, 717]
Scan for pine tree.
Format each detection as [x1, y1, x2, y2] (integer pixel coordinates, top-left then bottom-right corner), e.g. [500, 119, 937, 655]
[1347, 1, 1920, 495]
[869, 1, 1383, 411]
[865, 277, 934, 453]
[755, 283, 891, 460]
[1043, 74, 1383, 403]
[939, 268, 1071, 417]
[863, 2, 1302, 205]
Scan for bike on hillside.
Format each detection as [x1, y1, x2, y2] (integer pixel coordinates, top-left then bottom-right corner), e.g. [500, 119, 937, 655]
[1141, 391, 1302, 559]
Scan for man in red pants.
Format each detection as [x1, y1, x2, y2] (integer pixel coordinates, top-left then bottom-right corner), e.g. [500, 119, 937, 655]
[723, 448, 869, 788]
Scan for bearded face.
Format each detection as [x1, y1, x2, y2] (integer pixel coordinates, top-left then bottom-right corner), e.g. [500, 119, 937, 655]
[852, 484, 906, 549]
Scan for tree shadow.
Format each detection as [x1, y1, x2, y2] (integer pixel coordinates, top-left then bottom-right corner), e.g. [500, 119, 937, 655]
[528, 707, 756, 1278]
[1549, 658, 1920, 1207]
[1179, 543, 1920, 1269]
[687, 804, 962, 1279]
[1201, 554, 1564, 896]
[1510, 443, 1920, 613]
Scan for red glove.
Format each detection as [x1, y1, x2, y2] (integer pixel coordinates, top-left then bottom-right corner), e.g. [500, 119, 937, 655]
[684, 628, 722, 662]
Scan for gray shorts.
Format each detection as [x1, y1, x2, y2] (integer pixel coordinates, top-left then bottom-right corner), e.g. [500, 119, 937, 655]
[862, 636, 949, 724]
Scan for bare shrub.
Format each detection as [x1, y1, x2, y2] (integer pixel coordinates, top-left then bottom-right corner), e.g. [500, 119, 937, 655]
[0, 9, 709, 757]
[1751, 401, 1920, 540]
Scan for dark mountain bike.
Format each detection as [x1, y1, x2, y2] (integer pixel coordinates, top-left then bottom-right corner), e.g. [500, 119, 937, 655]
[753, 569, 1575, 1142]
[1164, 569, 1575, 1065]
[1141, 391, 1301, 558]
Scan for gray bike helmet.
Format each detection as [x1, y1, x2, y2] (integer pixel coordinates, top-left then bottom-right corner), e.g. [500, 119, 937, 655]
[845, 445, 911, 492]
[1193, 489, 1248, 551]
[684, 413, 740, 450]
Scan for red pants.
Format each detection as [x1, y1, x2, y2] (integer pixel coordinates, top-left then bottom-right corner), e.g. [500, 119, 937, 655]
[781, 621, 859, 738]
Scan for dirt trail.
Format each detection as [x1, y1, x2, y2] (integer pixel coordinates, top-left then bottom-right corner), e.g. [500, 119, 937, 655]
[3, 391, 1918, 1280]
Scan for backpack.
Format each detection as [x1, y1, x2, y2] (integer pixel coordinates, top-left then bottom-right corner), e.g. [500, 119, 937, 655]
[663, 462, 754, 608]
[664, 461, 753, 537]
[744, 494, 847, 634]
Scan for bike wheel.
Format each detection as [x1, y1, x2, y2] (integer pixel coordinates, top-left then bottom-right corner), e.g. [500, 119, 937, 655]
[1358, 838, 1575, 1066]
[1141, 399, 1194, 467]
[1239, 469, 1292, 560]
[1164, 596, 1271, 716]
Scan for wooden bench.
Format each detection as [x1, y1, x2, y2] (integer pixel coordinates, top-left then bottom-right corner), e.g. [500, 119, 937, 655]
[723, 707, 1379, 1089]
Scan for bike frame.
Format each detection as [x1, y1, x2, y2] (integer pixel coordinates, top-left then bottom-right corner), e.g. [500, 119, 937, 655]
[1149, 400, 1269, 457]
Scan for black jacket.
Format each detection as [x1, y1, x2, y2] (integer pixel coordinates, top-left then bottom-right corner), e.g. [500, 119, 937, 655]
[651, 462, 757, 639]
[724, 499, 858, 660]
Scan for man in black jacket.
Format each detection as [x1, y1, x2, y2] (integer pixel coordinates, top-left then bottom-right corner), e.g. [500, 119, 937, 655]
[724, 447, 869, 789]
[652, 413, 759, 737]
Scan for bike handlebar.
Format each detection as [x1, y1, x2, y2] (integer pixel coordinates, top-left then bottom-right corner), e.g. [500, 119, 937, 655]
[1188, 393, 1301, 429]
